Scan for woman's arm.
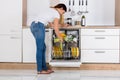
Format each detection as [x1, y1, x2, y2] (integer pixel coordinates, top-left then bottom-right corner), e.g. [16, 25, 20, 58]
[59, 23, 69, 27]
[53, 18, 63, 41]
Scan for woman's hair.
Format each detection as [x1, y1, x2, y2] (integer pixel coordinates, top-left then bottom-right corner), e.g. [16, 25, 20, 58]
[54, 3, 67, 12]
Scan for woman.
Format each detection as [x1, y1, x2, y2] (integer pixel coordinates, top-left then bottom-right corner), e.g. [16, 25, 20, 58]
[30, 3, 67, 74]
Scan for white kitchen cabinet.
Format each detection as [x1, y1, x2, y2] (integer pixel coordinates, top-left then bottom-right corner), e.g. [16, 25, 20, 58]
[23, 28, 52, 63]
[81, 28, 120, 63]
[0, 0, 22, 62]
[45, 29, 53, 62]
[22, 29, 36, 63]
[81, 36, 119, 50]
[0, 35, 21, 62]
[0, 0, 22, 34]
[81, 50, 119, 63]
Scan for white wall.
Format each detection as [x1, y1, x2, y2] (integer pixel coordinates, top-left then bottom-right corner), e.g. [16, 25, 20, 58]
[60, 0, 115, 26]
[27, 0, 115, 26]
[86, 0, 115, 26]
[0, 0, 22, 34]
[50, 0, 60, 7]
[27, 0, 50, 25]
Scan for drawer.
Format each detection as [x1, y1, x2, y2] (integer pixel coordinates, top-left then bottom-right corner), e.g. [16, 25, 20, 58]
[81, 29, 120, 36]
[81, 50, 119, 63]
[81, 36, 119, 49]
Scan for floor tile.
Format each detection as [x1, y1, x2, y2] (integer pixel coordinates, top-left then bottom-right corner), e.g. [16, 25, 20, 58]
[0, 70, 120, 80]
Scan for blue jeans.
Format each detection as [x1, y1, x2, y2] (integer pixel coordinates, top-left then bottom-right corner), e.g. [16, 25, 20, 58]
[30, 21, 47, 72]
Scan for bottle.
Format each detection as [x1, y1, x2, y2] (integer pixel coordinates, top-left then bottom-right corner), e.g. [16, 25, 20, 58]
[81, 15, 86, 26]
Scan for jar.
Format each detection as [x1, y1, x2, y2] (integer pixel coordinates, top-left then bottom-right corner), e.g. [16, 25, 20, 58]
[75, 21, 81, 25]
[66, 18, 72, 26]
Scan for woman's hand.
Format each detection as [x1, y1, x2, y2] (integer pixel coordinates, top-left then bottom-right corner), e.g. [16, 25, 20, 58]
[48, 22, 54, 28]
[63, 23, 70, 27]
[59, 37, 63, 42]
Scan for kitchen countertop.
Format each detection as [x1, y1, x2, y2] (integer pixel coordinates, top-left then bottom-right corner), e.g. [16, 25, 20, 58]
[23, 25, 120, 29]
[59, 25, 120, 29]
[80, 26, 120, 29]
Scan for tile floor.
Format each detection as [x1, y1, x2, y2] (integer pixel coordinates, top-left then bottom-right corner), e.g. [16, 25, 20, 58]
[0, 70, 120, 80]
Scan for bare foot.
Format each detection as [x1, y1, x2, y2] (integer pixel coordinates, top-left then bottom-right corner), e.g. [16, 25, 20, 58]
[37, 70, 50, 74]
[47, 69, 54, 73]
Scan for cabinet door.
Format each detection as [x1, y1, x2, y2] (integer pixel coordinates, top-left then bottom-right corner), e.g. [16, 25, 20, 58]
[81, 36, 119, 50]
[45, 29, 52, 62]
[81, 50, 119, 63]
[0, 35, 21, 62]
[0, 0, 22, 34]
[23, 29, 52, 63]
[23, 29, 36, 63]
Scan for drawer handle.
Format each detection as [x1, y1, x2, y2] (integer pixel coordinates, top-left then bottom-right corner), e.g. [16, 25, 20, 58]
[10, 37, 20, 39]
[94, 51, 105, 53]
[94, 30, 105, 32]
[95, 37, 105, 39]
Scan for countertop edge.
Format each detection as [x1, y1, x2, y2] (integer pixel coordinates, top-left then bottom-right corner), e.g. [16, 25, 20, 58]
[22, 25, 120, 29]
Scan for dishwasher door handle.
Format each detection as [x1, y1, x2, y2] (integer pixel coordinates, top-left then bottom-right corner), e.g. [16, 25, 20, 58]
[45, 30, 49, 32]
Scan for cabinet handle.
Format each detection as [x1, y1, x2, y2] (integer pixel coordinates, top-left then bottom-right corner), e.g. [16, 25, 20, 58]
[94, 51, 105, 53]
[94, 30, 105, 32]
[10, 37, 20, 39]
[95, 37, 106, 39]
[10, 30, 21, 32]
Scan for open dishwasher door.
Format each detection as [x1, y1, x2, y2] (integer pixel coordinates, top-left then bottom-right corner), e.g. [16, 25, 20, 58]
[49, 61, 81, 67]
[49, 29, 81, 67]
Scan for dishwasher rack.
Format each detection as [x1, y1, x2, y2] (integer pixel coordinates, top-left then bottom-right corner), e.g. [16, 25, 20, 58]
[51, 29, 81, 61]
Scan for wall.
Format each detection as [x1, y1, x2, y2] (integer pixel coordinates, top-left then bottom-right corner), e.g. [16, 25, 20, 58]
[27, 0, 115, 26]
[50, 0, 60, 7]
[86, 0, 115, 26]
[27, 0, 50, 25]
[60, 0, 115, 26]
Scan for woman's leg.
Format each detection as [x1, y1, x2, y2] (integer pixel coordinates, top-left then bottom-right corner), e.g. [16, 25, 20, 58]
[40, 26, 54, 73]
[30, 22, 45, 72]
[42, 43, 47, 70]
[38, 22, 48, 70]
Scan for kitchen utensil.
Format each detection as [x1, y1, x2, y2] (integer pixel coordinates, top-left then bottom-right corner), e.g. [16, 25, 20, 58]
[81, 0, 88, 13]
[75, 21, 81, 25]
[70, 0, 75, 16]
[85, 0, 88, 13]
[68, 0, 71, 12]
[81, 0, 84, 12]
[82, 0, 84, 5]
[77, 0, 82, 15]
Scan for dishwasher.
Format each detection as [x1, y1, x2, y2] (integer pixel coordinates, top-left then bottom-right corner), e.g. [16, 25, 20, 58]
[49, 29, 81, 67]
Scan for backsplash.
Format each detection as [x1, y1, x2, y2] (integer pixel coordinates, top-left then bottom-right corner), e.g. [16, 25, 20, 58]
[59, 0, 115, 26]
[27, 0, 115, 26]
